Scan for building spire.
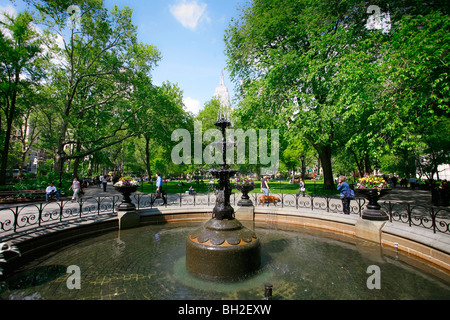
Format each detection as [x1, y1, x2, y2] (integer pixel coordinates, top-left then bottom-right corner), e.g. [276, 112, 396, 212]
[214, 69, 230, 109]
[220, 69, 225, 86]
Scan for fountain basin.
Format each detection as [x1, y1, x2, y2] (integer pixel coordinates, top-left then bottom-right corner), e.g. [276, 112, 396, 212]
[1, 221, 449, 300]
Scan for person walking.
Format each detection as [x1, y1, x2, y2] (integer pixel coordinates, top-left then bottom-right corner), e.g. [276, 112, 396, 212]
[297, 178, 306, 197]
[102, 175, 108, 192]
[152, 173, 167, 205]
[261, 175, 270, 196]
[69, 177, 82, 202]
[409, 176, 416, 190]
[337, 176, 350, 215]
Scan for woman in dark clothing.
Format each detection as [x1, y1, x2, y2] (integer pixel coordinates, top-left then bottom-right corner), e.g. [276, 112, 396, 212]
[337, 176, 350, 215]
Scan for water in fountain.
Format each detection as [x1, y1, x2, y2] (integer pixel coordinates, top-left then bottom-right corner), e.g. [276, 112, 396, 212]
[2, 222, 449, 300]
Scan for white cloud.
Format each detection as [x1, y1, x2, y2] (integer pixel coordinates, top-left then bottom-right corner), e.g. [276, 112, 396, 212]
[183, 97, 201, 115]
[0, 4, 17, 18]
[0, 4, 17, 38]
[169, 0, 208, 31]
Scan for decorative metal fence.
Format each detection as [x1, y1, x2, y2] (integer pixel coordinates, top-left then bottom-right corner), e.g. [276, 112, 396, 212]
[0, 191, 449, 241]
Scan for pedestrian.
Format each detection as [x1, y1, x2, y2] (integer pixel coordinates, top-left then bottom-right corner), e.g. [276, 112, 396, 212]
[102, 175, 108, 192]
[409, 176, 416, 190]
[45, 182, 60, 201]
[297, 178, 306, 197]
[69, 177, 82, 202]
[152, 173, 167, 205]
[337, 176, 351, 215]
[261, 175, 270, 196]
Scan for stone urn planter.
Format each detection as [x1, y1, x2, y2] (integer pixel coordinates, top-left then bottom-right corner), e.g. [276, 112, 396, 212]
[115, 185, 139, 208]
[235, 183, 255, 206]
[356, 188, 391, 221]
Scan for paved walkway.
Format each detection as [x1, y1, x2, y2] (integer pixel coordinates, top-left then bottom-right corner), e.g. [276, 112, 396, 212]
[0, 183, 446, 211]
[381, 187, 434, 206]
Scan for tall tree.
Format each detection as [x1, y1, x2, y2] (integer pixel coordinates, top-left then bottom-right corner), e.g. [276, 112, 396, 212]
[25, 0, 161, 176]
[225, 0, 378, 189]
[0, 10, 44, 184]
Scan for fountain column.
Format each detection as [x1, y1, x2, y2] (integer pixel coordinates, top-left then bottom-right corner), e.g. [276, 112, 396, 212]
[185, 115, 261, 281]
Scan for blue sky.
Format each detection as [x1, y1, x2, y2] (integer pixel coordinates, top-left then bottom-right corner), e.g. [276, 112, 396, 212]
[0, 0, 247, 114]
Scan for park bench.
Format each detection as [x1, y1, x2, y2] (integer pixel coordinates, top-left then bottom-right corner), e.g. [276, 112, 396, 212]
[0, 190, 67, 203]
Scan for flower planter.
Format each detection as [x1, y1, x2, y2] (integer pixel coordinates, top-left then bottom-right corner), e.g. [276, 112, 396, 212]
[356, 188, 391, 221]
[114, 185, 139, 211]
[235, 184, 255, 206]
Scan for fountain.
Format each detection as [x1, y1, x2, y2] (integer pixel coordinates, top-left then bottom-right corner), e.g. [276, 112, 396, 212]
[185, 105, 261, 281]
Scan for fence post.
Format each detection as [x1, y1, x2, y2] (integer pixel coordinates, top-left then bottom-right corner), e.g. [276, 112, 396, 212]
[79, 200, 83, 219]
[387, 201, 393, 222]
[38, 203, 43, 226]
[407, 203, 412, 227]
[136, 193, 140, 211]
[13, 206, 18, 232]
[431, 207, 437, 234]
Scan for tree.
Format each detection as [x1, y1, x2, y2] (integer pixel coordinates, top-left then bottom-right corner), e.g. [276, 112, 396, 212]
[132, 79, 192, 179]
[226, 0, 449, 188]
[378, 10, 450, 181]
[25, 0, 161, 177]
[225, 0, 379, 189]
[0, 10, 45, 184]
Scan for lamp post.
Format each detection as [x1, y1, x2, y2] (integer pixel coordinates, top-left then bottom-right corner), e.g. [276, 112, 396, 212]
[300, 154, 305, 180]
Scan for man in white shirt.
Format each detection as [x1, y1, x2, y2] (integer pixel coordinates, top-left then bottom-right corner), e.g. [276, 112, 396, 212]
[101, 175, 108, 192]
[46, 182, 60, 201]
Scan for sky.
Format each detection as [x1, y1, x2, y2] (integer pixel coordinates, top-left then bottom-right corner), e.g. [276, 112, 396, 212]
[0, 0, 247, 115]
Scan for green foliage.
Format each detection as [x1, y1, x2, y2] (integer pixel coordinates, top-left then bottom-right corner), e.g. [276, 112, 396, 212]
[225, 0, 450, 183]
[12, 171, 73, 194]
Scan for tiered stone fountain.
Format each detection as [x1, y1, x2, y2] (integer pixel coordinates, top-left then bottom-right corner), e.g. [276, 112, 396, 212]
[185, 106, 261, 281]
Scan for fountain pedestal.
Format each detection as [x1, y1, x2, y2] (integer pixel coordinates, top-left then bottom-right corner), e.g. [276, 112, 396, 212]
[186, 218, 260, 281]
[115, 186, 140, 229]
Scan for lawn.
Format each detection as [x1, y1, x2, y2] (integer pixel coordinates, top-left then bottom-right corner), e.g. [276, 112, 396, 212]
[138, 179, 339, 196]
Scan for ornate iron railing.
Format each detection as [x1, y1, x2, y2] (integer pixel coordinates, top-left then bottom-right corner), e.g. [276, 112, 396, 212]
[0, 191, 449, 241]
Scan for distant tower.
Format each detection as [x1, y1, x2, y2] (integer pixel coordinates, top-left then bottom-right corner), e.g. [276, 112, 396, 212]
[213, 70, 231, 120]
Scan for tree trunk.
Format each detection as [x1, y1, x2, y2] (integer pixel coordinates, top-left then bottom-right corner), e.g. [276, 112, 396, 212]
[315, 144, 334, 190]
[145, 136, 152, 179]
[0, 74, 19, 185]
[364, 153, 371, 175]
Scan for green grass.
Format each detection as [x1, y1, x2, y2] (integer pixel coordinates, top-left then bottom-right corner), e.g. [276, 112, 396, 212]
[138, 179, 339, 196]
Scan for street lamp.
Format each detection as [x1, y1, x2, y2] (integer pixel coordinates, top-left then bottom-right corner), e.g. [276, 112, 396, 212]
[300, 154, 305, 180]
